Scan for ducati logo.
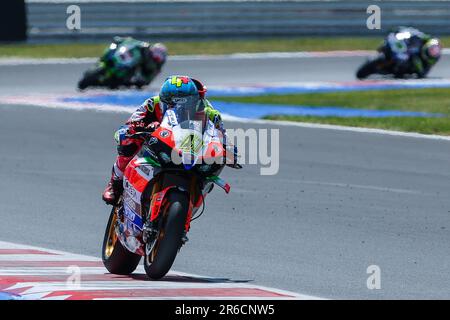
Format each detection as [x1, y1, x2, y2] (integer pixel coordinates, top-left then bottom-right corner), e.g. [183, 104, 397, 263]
[159, 130, 170, 138]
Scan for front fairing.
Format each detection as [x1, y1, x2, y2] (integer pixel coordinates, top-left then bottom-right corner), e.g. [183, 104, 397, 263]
[387, 34, 409, 59]
[129, 106, 230, 193]
[102, 43, 141, 70]
[172, 120, 204, 168]
[159, 107, 225, 169]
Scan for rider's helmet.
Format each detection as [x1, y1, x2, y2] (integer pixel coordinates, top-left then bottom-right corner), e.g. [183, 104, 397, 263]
[149, 43, 168, 65]
[159, 75, 207, 117]
[422, 38, 442, 62]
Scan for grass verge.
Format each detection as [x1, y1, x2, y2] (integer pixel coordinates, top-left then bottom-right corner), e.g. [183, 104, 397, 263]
[211, 88, 450, 135]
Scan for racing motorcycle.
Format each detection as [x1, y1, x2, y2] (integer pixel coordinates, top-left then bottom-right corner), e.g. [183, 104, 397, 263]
[101, 104, 241, 279]
[356, 30, 424, 79]
[78, 42, 148, 90]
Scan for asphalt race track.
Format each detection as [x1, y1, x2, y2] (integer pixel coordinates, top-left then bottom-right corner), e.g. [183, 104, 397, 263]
[0, 55, 450, 299]
[1, 55, 450, 95]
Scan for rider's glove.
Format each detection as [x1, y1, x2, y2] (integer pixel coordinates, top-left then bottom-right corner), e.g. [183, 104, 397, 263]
[205, 108, 223, 130]
[146, 121, 160, 132]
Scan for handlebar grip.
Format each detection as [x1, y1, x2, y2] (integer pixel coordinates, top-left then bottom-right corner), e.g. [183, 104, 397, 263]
[125, 131, 154, 139]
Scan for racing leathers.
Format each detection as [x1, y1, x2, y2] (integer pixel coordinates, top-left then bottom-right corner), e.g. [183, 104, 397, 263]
[102, 96, 234, 205]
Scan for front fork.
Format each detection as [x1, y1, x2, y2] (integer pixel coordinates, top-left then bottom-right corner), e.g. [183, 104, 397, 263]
[142, 176, 201, 244]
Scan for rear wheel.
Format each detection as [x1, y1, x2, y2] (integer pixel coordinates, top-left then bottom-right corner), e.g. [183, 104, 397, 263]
[144, 191, 188, 280]
[356, 57, 385, 79]
[102, 205, 141, 275]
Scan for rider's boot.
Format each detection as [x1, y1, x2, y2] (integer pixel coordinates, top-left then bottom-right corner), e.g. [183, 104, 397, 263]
[102, 171, 123, 205]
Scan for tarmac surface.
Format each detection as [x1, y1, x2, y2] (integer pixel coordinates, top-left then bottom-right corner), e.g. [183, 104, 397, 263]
[0, 54, 449, 298]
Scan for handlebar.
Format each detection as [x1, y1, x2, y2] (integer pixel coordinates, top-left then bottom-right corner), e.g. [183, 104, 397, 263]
[125, 131, 154, 140]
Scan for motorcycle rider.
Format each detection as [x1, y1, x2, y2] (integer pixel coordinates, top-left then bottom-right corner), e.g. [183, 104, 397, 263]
[102, 75, 237, 206]
[383, 27, 441, 78]
[101, 36, 168, 88]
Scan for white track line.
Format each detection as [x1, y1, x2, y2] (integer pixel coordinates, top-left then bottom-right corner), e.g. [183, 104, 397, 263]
[226, 116, 450, 142]
[1, 96, 449, 142]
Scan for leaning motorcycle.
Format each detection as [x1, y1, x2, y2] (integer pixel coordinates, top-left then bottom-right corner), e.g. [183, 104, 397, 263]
[78, 42, 145, 90]
[102, 105, 240, 279]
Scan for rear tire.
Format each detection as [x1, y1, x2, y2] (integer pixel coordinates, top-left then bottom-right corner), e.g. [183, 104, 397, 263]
[102, 206, 141, 275]
[144, 191, 188, 280]
[356, 57, 385, 80]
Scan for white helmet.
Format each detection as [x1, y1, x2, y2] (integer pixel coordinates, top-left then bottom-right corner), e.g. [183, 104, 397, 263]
[422, 38, 441, 61]
[150, 43, 168, 64]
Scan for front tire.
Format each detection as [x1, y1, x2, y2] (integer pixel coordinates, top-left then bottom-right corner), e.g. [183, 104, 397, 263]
[78, 68, 105, 90]
[102, 206, 141, 275]
[356, 57, 385, 80]
[144, 191, 188, 280]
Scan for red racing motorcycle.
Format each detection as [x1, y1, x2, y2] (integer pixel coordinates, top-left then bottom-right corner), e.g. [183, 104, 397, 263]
[102, 104, 240, 279]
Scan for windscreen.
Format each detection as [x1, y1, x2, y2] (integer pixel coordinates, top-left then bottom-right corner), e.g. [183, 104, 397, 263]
[169, 97, 203, 124]
[161, 104, 205, 167]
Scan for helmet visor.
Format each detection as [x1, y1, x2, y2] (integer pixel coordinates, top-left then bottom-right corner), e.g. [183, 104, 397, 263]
[162, 95, 201, 123]
[428, 45, 441, 58]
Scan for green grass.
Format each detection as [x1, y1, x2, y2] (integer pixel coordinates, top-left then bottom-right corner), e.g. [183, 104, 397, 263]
[3, 36, 449, 58]
[210, 88, 450, 135]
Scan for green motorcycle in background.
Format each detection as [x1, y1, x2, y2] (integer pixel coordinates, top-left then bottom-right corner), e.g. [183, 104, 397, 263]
[78, 37, 165, 90]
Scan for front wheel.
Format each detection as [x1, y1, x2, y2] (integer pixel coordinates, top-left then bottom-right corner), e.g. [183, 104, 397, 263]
[144, 191, 189, 280]
[356, 57, 385, 80]
[102, 205, 141, 275]
[78, 67, 105, 90]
